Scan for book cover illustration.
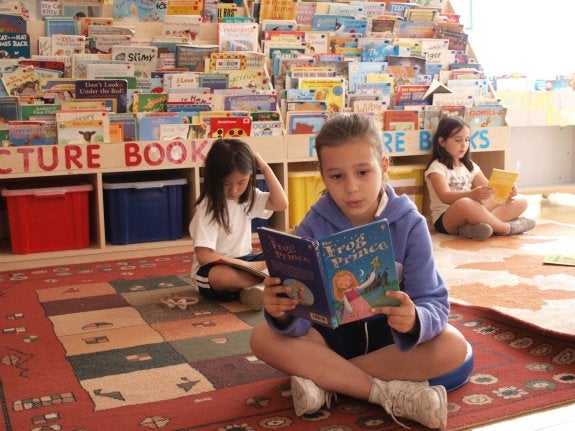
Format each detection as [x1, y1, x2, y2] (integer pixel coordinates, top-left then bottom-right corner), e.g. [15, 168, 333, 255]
[45, 16, 78, 36]
[51, 34, 86, 56]
[78, 16, 114, 36]
[488, 168, 519, 205]
[137, 113, 187, 141]
[162, 14, 202, 41]
[0, 13, 27, 33]
[223, 94, 277, 112]
[56, 109, 110, 144]
[298, 77, 346, 113]
[466, 105, 507, 128]
[86, 62, 134, 79]
[88, 34, 132, 54]
[257, 218, 400, 328]
[250, 120, 283, 136]
[0, 96, 20, 123]
[209, 115, 252, 138]
[0, 33, 31, 59]
[113, 0, 167, 22]
[176, 44, 219, 72]
[1, 66, 40, 96]
[8, 120, 46, 146]
[259, 0, 298, 21]
[20, 102, 61, 121]
[61, 0, 103, 17]
[74, 79, 129, 113]
[132, 92, 168, 112]
[218, 22, 259, 52]
[109, 112, 137, 141]
[286, 112, 328, 135]
[111, 45, 158, 78]
[384, 110, 419, 131]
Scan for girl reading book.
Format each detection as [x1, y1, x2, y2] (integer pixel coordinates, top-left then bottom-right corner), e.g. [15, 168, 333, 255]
[425, 117, 535, 240]
[250, 114, 473, 430]
[189, 138, 288, 310]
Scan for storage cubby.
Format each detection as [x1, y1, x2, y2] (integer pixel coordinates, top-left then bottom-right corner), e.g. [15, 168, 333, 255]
[0, 2, 511, 269]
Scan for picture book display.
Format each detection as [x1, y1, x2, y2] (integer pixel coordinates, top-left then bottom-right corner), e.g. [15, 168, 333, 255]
[488, 168, 519, 205]
[257, 218, 400, 328]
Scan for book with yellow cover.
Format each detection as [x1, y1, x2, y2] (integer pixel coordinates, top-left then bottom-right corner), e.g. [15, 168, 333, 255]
[543, 255, 575, 267]
[488, 168, 519, 205]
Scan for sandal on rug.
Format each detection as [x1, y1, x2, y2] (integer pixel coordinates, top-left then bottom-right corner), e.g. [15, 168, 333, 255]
[160, 293, 199, 310]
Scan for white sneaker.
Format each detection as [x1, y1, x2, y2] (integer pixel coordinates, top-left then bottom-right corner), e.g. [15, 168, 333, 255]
[290, 375, 335, 417]
[239, 284, 264, 310]
[371, 379, 447, 431]
[458, 223, 493, 240]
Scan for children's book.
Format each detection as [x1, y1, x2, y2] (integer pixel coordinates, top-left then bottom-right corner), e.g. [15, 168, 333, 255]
[88, 34, 132, 54]
[55, 109, 110, 144]
[466, 105, 507, 128]
[384, 110, 419, 131]
[176, 44, 220, 72]
[0, 13, 27, 34]
[113, 0, 167, 22]
[61, 0, 103, 18]
[209, 115, 252, 138]
[259, 0, 298, 21]
[111, 45, 159, 78]
[8, 121, 47, 146]
[223, 94, 277, 112]
[218, 22, 259, 52]
[1, 66, 40, 96]
[51, 34, 86, 56]
[0, 33, 31, 59]
[286, 111, 329, 135]
[542, 255, 575, 267]
[488, 168, 519, 205]
[74, 79, 129, 113]
[45, 16, 78, 36]
[257, 218, 400, 328]
[78, 16, 114, 36]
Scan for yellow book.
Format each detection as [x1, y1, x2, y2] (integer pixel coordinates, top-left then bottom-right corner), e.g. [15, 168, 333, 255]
[488, 168, 519, 204]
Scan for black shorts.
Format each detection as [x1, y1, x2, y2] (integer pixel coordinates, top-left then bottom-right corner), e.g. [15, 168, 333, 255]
[314, 317, 395, 359]
[196, 252, 265, 301]
[433, 213, 449, 234]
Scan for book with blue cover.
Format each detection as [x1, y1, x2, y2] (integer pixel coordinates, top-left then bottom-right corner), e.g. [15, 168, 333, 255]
[258, 218, 400, 328]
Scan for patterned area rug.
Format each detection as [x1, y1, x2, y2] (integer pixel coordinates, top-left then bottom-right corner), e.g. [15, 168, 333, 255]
[1, 251, 574, 431]
[431, 221, 575, 336]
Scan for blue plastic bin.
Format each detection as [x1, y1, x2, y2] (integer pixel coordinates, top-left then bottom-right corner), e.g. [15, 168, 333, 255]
[103, 174, 187, 245]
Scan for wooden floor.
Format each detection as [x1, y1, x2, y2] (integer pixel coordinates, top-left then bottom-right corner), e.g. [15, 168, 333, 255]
[466, 193, 575, 431]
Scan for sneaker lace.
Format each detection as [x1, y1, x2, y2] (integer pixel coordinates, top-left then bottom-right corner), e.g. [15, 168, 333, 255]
[324, 390, 337, 409]
[383, 394, 413, 430]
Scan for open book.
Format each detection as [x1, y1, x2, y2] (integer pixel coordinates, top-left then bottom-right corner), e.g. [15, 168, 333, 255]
[488, 168, 519, 204]
[213, 258, 268, 279]
[257, 219, 400, 328]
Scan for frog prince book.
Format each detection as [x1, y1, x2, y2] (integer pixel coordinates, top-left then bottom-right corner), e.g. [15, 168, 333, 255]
[258, 218, 400, 328]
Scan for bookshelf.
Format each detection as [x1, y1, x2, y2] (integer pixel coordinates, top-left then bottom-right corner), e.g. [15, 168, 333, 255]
[0, 1, 509, 270]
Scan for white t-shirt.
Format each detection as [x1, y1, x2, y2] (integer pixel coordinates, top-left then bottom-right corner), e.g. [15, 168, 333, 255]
[424, 160, 481, 224]
[189, 188, 272, 275]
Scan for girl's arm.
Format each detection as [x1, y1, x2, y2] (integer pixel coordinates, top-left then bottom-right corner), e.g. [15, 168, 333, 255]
[428, 171, 491, 204]
[254, 152, 288, 212]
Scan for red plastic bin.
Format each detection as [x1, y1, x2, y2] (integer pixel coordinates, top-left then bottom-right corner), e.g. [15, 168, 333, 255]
[1, 182, 93, 254]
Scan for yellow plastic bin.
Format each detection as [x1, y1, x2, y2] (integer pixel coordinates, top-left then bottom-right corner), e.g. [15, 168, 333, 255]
[388, 164, 426, 213]
[288, 171, 325, 228]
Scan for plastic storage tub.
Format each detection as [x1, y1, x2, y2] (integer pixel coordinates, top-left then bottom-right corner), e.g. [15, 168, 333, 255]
[288, 171, 325, 228]
[103, 174, 187, 245]
[1, 181, 93, 254]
